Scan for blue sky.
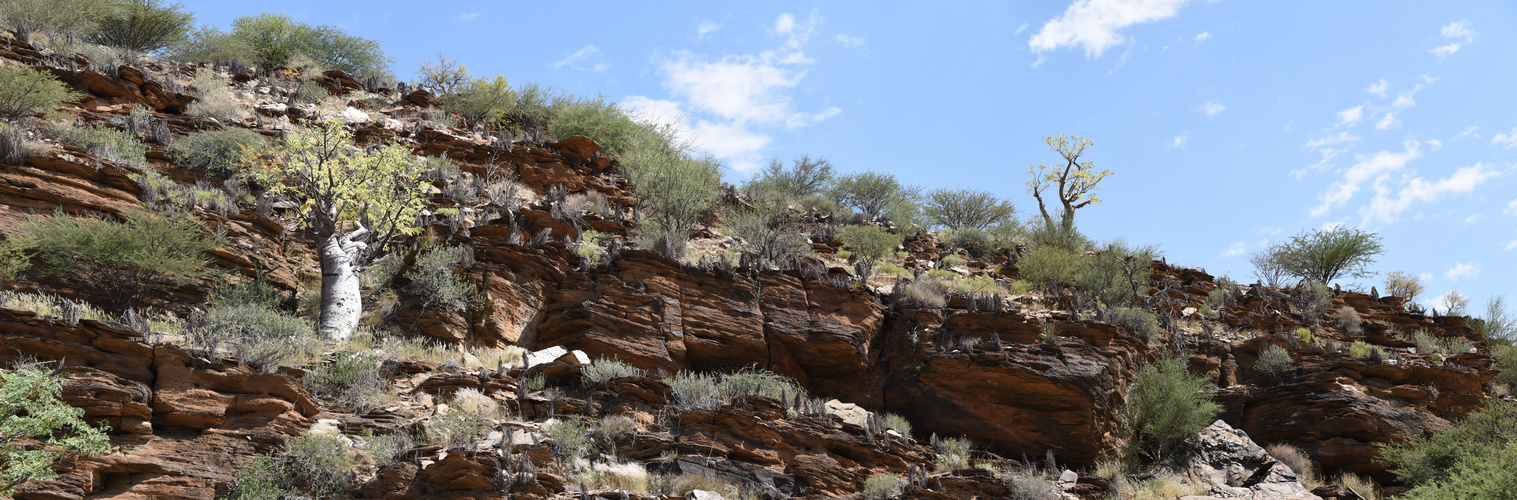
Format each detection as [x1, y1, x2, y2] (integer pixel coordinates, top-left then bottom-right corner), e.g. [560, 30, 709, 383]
[181, 0, 1516, 312]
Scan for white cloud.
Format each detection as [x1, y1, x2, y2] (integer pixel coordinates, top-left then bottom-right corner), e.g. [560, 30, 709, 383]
[1361, 162, 1503, 224]
[1337, 106, 1363, 127]
[1506, 240, 1517, 251]
[1375, 113, 1399, 130]
[1168, 133, 1188, 149]
[1506, 199, 1517, 215]
[834, 34, 866, 48]
[1441, 20, 1476, 41]
[1221, 242, 1246, 257]
[1366, 79, 1388, 97]
[1492, 127, 1517, 149]
[1312, 140, 1423, 216]
[1014, 22, 1029, 35]
[1028, 0, 1194, 57]
[1306, 131, 1358, 150]
[454, 12, 481, 22]
[698, 21, 724, 39]
[1195, 31, 1210, 42]
[1199, 102, 1225, 117]
[1464, 214, 1484, 224]
[551, 45, 611, 72]
[1375, 85, 1423, 130]
[1430, 44, 1461, 58]
[772, 11, 820, 49]
[1443, 261, 1480, 282]
[661, 52, 806, 124]
[1453, 126, 1480, 140]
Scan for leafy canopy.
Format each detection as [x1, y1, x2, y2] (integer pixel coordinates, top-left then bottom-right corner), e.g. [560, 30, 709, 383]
[924, 188, 1015, 230]
[1121, 354, 1222, 467]
[1, 366, 112, 495]
[1272, 227, 1384, 285]
[0, 64, 81, 120]
[84, 0, 195, 53]
[1379, 400, 1517, 499]
[1027, 134, 1112, 236]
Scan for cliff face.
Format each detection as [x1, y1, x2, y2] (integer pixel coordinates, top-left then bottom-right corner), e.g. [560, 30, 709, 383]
[0, 36, 1498, 499]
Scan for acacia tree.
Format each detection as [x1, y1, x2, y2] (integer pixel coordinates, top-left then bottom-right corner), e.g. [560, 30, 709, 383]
[252, 120, 426, 340]
[1026, 134, 1112, 237]
[924, 188, 1015, 230]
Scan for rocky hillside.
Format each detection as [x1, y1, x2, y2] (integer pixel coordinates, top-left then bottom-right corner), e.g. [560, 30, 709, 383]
[0, 32, 1501, 500]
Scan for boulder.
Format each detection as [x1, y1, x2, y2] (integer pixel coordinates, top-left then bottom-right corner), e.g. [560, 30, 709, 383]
[1167, 420, 1321, 500]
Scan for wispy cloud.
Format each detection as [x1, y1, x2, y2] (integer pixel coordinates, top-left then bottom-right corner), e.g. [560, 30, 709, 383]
[1014, 22, 1029, 36]
[1444, 261, 1480, 282]
[1199, 102, 1226, 117]
[697, 19, 725, 39]
[1492, 127, 1517, 149]
[1506, 199, 1517, 216]
[1221, 242, 1246, 257]
[1375, 84, 1422, 130]
[1505, 240, 1517, 251]
[1169, 132, 1188, 149]
[1194, 31, 1210, 43]
[834, 34, 866, 48]
[1337, 106, 1363, 127]
[1453, 125, 1480, 141]
[454, 12, 481, 22]
[1366, 79, 1388, 97]
[1028, 0, 1195, 58]
[1361, 162, 1504, 224]
[1306, 131, 1359, 150]
[1431, 20, 1476, 58]
[551, 45, 611, 72]
[1312, 140, 1423, 217]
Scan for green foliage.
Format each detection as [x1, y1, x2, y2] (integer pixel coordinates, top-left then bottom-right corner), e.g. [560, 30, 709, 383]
[1027, 134, 1111, 237]
[1383, 271, 1425, 302]
[302, 352, 392, 412]
[924, 188, 1015, 230]
[413, 54, 471, 95]
[831, 171, 906, 220]
[546, 95, 646, 157]
[281, 432, 359, 497]
[228, 13, 392, 78]
[0, 366, 111, 495]
[168, 25, 252, 65]
[0, 122, 45, 167]
[881, 413, 912, 438]
[441, 76, 514, 129]
[1121, 354, 1222, 467]
[169, 128, 263, 178]
[581, 356, 645, 387]
[1023, 217, 1091, 252]
[424, 409, 487, 449]
[404, 244, 476, 313]
[542, 415, 592, 465]
[1493, 345, 1517, 389]
[1468, 296, 1515, 343]
[744, 155, 834, 200]
[1016, 245, 1086, 291]
[893, 277, 948, 309]
[1108, 307, 1159, 339]
[48, 121, 145, 166]
[666, 367, 807, 413]
[1334, 306, 1363, 335]
[1270, 227, 1384, 285]
[1349, 340, 1386, 360]
[291, 80, 330, 104]
[722, 193, 813, 268]
[10, 209, 221, 310]
[1379, 400, 1517, 499]
[190, 303, 316, 370]
[1254, 345, 1293, 379]
[1412, 331, 1471, 360]
[185, 68, 245, 124]
[944, 226, 1016, 260]
[933, 436, 972, 471]
[838, 225, 902, 265]
[1290, 281, 1333, 323]
[0, 64, 80, 120]
[360, 432, 411, 467]
[225, 453, 294, 500]
[1294, 327, 1316, 345]
[84, 0, 193, 53]
[863, 473, 905, 499]
[0, 0, 118, 40]
[1076, 240, 1157, 307]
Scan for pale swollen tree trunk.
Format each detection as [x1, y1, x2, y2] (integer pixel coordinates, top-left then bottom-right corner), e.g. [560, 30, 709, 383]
[318, 227, 368, 341]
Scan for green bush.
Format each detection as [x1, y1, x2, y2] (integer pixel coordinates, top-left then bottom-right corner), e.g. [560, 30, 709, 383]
[1269, 227, 1384, 285]
[1121, 354, 1222, 467]
[838, 225, 902, 265]
[0, 366, 112, 496]
[226, 453, 295, 500]
[666, 367, 807, 413]
[547, 95, 646, 157]
[626, 149, 720, 258]
[190, 303, 316, 370]
[1291, 281, 1333, 323]
[1016, 245, 1087, 291]
[933, 435, 972, 471]
[831, 171, 908, 220]
[291, 80, 330, 104]
[47, 121, 146, 166]
[0, 64, 81, 120]
[228, 13, 391, 78]
[1349, 340, 1386, 360]
[945, 226, 1017, 260]
[1383, 271, 1425, 302]
[1108, 307, 1159, 339]
[1076, 240, 1158, 307]
[302, 352, 392, 412]
[0, 0, 116, 41]
[924, 188, 1015, 230]
[893, 277, 948, 309]
[185, 68, 246, 124]
[10, 209, 221, 310]
[1023, 217, 1091, 252]
[403, 244, 476, 313]
[83, 0, 193, 53]
[863, 473, 905, 499]
[1469, 296, 1514, 343]
[441, 76, 514, 129]
[1255, 345, 1293, 379]
[360, 432, 411, 467]
[542, 415, 593, 465]
[1379, 400, 1517, 499]
[581, 356, 645, 387]
[0, 122, 45, 166]
[424, 409, 487, 449]
[168, 25, 252, 65]
[170, 128, 264, 178]
[882, 413, 912, 437]
[744, 155, 834, 200]
[722, 197, 812, 268]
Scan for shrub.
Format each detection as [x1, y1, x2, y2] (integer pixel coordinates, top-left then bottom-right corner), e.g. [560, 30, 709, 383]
[924, 188, 1015, 230]
[581, 356, 645, 387]
[403, 244, 476, 313]
[1333, 306, 1363, 335]
[1266, 443, 1321, 489]
[1108, 307, 1159, 339]
[291, 80, 330, 104]
[0, 365, 112, 496]
[863, 473, 905, 499]
[722, 199, 812, 268]
[933, 435, 972, 471]
[441, 76, 514, 129]
[1077, 240, 1158, 308]
[190, 303, 316, 370]
[0, 64, 81, 120]
[228, 13, 391, 78]
[413, 54, 471, 95]
[302, 352, 392, 412]
[1349, 340, 1386, 360]
[185, 68, 245, 124]
[84, 0, 193, 53]
[1383, 271, 1424, 302]
[882, 413, 912, 438]
[361, 432, 411, 467]
[542, 415, 593, 465]
[744, 155, 833, 200]
[168, 25, 252, 65]
[1380, 400, 1517, 497]
[1016, 245, 1087, 291]
[279, 432, 360, 497]
[424, 409, 487, 449]
[1334, 472, 1382, 500]
[1271, 227, 1384, 285]
[1290, 281, 1332, 323]
[623, 136, 720, 246]
[666, 367, 807, 413]
[1254, 345, 1293, 379]
[1438, 290, 1469, 316]
[0, 0, 114, 41]
[1412, 331, 1472, 360]
[1294, 327, 1316, 344]
[1006, 468, 1062, 500]
[893, 278, 948, 309]
[0, 122, 45, 166]
[10, 209, 221, 310]
[547, 95, 646, 157]
[47, 121, 146, 166]
[1121, 355, 1222, 466]
[506, 81, 556, 131]
[170, 128, 264, 178]
[1469, 296, 1515, 343]
[226, 453, 295, 500]
[838, 225, 902, 265]
[945, 227, 1012, 260]
[831, 171, 906, 220]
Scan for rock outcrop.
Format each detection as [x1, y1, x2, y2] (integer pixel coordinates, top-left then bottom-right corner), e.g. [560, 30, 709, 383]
[1166, 420, 1319, 500]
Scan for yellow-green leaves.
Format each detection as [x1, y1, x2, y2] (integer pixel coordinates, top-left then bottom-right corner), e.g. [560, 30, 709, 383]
[252, 119, 426, 238]
[1026, 134, 1113, 240]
